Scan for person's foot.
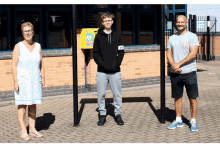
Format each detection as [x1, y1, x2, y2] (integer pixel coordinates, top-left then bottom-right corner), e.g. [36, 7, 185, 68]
[167, 120, 183, 129]
[115, 114, 124, 126]
[97, 115, 106, 126]
[29, 129, 43, 138]
[190, 122, 198, 132]
[20, 132, 30, 141]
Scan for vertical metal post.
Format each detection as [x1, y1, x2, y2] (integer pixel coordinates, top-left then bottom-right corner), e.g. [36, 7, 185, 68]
[160, 4, 165, 124]
[85, 49, 88, 92]
[135, 5, 140, 45]
[7, 7, 11, 50]
[132, 9, 136, 45]
[45, 8, 49, 48]
[215, 18, 216, 33]
[82, 5, 88, 92]
[112, 5, 117, 32]
[82, 5, 86, 27]
[39, 7, 43, 47]
[14, 7, 17, 45]
[207, 16, 210, 61]
[153, 11, 157, 44]
[170, 14, 173, 35]
[188, 14, 192, 32]
[72, 5, 79, 127]
[193, 15, 197, 33]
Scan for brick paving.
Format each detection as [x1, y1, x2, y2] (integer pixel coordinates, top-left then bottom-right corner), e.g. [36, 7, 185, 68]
[1, 60, 220, 143]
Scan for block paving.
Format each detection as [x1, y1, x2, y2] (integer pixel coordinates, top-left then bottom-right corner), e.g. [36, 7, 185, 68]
[1, 60, 220, 143]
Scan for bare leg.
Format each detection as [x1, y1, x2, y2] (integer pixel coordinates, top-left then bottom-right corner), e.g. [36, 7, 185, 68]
[28, 104, 36, 131]
[174, 97, 183, 117]
[18, 105, 29, 140]
[28, 104, 43, 137]
[17, 105, 27, 133]
[189, 98, 198, 119]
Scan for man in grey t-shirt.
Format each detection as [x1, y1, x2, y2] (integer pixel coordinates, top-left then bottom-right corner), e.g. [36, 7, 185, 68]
[167, 15, 200, 131]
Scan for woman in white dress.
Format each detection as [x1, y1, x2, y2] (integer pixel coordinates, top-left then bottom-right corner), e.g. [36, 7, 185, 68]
[12, 22, 45, 140]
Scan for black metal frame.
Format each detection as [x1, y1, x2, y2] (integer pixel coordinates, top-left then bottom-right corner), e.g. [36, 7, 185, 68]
[72, 5, 79, 126]
[160, 4, 165, 124]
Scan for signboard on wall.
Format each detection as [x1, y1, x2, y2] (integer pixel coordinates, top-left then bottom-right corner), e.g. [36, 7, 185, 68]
[167, 21, 172, 30]
[80, 28, 99, 49]
[197, 21, 205, 29]
[86, 33, 94, 47]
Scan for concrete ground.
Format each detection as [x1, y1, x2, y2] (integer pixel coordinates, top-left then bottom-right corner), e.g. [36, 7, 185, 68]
[1, 60, 220, 143]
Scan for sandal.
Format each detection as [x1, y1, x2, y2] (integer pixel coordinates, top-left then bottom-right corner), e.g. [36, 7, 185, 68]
[29, 130, 43, 138]
[20, 132, 30, 141]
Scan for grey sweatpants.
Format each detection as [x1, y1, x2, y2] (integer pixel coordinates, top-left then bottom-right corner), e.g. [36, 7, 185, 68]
[96, 72, 122, 116]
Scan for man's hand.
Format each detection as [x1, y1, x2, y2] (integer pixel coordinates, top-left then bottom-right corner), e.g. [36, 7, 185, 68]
[174, 68, 182, 73]
[171, 63, 181, 71]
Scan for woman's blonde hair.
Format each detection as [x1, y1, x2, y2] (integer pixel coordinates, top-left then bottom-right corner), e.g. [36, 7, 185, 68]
[21, 22, 34, 32]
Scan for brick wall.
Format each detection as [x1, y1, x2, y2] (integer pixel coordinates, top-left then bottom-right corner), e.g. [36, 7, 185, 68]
[86, 45, 167, 85]
[0, 59, 13, 91]
[0, 30, 85, 91]
[0, 45, 169, 102]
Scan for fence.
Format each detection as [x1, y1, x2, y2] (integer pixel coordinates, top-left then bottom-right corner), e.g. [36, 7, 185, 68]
[165, 14, 218, 62]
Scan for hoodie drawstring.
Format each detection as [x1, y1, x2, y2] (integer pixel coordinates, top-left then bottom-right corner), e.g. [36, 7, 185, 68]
[110, 34, 111, 44]
[107, 34, 111, 44]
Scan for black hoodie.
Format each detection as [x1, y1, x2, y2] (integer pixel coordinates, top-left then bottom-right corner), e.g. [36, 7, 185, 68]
[93, 27, 125, 73]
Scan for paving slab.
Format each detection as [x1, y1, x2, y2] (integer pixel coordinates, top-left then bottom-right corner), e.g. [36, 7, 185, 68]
[1, 60, 220, 143]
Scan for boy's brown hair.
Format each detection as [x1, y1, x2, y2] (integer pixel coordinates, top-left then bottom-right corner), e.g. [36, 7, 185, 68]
[101, 12, 115, 21]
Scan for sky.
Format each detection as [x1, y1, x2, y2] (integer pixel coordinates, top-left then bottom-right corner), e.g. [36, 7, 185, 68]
[188, 4, 220, 32]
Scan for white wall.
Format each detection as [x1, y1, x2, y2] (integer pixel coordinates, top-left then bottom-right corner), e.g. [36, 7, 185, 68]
[187, 4, 220, 32]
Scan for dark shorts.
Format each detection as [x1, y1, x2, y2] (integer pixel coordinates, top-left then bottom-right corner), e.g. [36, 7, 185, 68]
[170, 71, 199, 99]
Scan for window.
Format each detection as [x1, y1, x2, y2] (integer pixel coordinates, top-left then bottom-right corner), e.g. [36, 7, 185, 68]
[48, 11, 70, 49]
[175, 4, 185, 9]
[16, 11, 40, 43]
[118, 5, 132, 9]
[140, 14, 154, 31]
[94, 5, 108, 8]
[86, 12, 98, 28]
[165, 4, 173, 10]
[175, 12, 186, 20]
[121, 12, 133, 32]
[142, 5, 155, 10]
[0, 11, 8, 51]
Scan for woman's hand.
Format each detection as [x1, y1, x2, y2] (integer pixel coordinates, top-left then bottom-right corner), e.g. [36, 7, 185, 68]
[14, 82, 19, 93]
[42, 77, 45, 88]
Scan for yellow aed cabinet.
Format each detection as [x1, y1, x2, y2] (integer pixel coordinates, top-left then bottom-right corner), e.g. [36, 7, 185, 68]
[80, 28, 99, 49]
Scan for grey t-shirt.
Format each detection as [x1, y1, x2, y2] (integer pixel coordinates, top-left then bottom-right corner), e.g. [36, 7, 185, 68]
[167, 31, 200, 74]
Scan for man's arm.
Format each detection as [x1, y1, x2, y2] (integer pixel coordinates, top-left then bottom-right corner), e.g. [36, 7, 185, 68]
[167, 48, 182, 73]
[172, 46, 199, 70]
[93, 35, 104, 67]
[116, 34, 124, 66]
[166, 48, 175, 67]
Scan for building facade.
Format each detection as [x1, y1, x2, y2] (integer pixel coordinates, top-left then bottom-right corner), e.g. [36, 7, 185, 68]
[0, 4, 206, 102]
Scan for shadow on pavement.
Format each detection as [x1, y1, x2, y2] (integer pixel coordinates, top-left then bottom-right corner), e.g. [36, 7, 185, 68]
[78, 97, 190, 126]
[27, 113, 55, 132]
[197, 69, 208, 72]
[153, 107, 190, 127]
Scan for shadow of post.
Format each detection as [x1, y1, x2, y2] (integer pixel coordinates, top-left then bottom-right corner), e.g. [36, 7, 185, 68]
[78, 97, 190, 126]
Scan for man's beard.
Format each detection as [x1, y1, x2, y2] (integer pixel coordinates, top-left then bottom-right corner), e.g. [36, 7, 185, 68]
[177, 26, 186, 31]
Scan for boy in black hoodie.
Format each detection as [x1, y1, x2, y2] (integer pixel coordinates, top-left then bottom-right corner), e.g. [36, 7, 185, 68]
[93, 12, 125, 126]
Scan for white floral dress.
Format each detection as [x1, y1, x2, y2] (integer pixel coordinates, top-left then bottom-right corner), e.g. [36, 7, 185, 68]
[14, 42, 42, 105]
